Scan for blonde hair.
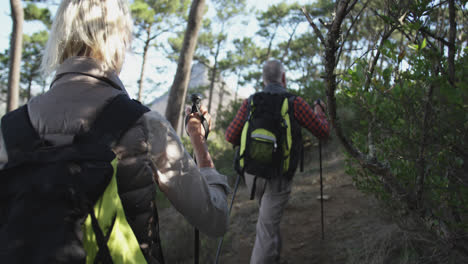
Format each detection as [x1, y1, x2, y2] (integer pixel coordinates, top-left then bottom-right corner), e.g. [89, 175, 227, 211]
[41, 0, 133, 76]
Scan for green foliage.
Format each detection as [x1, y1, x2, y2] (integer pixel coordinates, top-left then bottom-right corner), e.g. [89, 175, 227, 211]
[0, 50, 9, 99]
[282, 31, 322, 92]
[256, 2, 299, 37]
[130, 0, 190, 56]
[194, 0, 248, 77]
[131, 0, 189, 26]
[0, 2, 50, 103]
[166, 34, 184, 61]
[336, 1, 468, 248]
[24, 3, 51, 27]
[21, 30, 48, 98]
[226, 37, 265, 89]
[180, 129, 237, 185]
[130, 0, 191, 101]
[216, 98, 243, 131]
[210, 0, 247, 21]
[213, 2, 318, 93]
[207, 131, 237, 182]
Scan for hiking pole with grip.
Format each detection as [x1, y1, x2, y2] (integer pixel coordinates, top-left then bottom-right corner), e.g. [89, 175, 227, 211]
[189, 93, 209, 264]
[319, 139, 324, 240]
[315, 99, 326, 240]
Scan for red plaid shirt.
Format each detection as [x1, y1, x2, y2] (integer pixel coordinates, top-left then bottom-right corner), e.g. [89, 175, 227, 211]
[225, 96, 330, 145]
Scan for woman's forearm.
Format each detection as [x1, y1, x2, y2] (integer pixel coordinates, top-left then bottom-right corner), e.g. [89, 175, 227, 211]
[188, 129, 214, 168]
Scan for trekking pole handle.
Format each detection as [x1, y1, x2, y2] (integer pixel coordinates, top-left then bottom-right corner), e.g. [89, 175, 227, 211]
[190, 93, 203, 116]
[189, 93, 209, 140]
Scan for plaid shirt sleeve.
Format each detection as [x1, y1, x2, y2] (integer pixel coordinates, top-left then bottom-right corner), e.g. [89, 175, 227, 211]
[294, 96, 330, 139]
[225, 99, 249, 146]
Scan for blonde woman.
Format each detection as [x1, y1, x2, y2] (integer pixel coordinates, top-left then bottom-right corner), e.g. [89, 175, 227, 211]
[0, 0, 229, 263]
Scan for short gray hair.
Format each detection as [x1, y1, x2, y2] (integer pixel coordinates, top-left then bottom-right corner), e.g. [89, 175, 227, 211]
[262, 60, 285, 84]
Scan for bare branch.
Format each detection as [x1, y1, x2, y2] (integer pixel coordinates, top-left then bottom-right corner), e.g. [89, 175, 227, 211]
[346, 0, 359, 15]
[148, 27, 173, 42]
[301, 6, 325, 45]
[343, 47, 374, 71]
[323, 0, 408, 200]
[419, 26, 450, 46]
[281, 22, 300, 62]
[364, 26, 396, 92]
[336, 1, 369, 65]
[319, 18, 329, 28]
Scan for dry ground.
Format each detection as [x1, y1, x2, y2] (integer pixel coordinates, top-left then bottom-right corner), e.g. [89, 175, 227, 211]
[157, 148, 430, 264]
[214, 152, 397, 264]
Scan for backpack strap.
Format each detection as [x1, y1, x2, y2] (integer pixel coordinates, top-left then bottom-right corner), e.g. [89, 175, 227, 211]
[1, 105, 44, 165]
[90, 209, 114, 264]
[74, 94, 149, 262]
[286, 95, 304, 172]
[245, 94, 254, 121]
[75, 94, 150, 146]
[1, 93, 148, 161]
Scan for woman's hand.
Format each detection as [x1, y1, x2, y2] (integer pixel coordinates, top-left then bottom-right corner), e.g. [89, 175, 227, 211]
[185, 105, 212, 138]
[185, 105, 214, 168]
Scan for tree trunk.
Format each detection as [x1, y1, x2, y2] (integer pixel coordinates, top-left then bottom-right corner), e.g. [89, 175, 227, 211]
[216, 81, 225, 114]
[234, 70, 240, 102]
[165, 0, 206, 133]
[27, 76, 32, 101]
[304, 0, 407, 198]
[447, 0, 456, 86]
[137, 25, 151, 102]
[207, 39, 221, 113]
[7, 0, 23, 112]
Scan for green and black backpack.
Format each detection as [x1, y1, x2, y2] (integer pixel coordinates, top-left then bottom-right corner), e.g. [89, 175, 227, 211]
[235, 92, 302, 197]
[0, 94, 150, 264]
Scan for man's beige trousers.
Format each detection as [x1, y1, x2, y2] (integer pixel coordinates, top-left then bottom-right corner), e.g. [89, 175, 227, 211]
[245, 173, 292, 264]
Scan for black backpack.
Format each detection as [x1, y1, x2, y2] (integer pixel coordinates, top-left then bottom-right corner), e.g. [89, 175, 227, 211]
[0, 94, 149, 263]
[235, 92, 302, 198]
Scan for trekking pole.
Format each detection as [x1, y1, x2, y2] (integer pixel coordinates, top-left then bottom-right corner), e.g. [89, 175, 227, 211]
[214, 169, 242, 264]
[194, 229, 199, 264]
[314, 99, 326, 241]
[319, 139, 324, 240]
[189, 93, 209, 264]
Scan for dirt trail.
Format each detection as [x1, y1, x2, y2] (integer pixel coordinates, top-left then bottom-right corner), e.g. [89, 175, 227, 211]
[216, 155, 393, 264]
[159, 153, 397, 264]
